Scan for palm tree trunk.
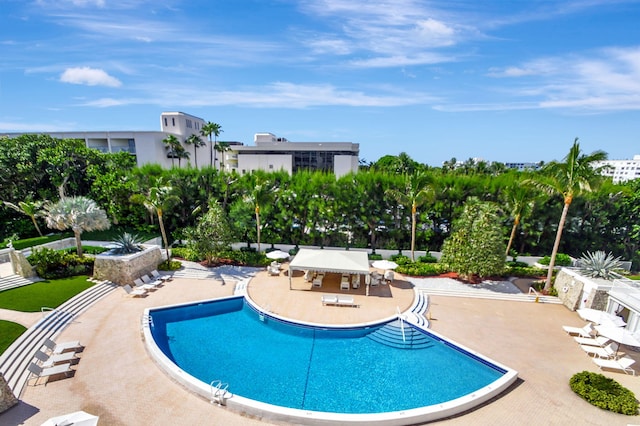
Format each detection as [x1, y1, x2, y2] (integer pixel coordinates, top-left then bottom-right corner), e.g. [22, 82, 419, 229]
[158, 211, 171, 261]
[194, 146, 198, 168]
[505, 215, 520, 257]
[74, 229, 83, 257]
[31, 215, 43, 237]
[410, 204, 417, 262]
[255, 205, 261, 253]
[544, 201, 571, 292]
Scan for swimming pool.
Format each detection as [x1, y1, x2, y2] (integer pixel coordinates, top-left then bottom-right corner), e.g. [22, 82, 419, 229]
[144, 296, 518, 425]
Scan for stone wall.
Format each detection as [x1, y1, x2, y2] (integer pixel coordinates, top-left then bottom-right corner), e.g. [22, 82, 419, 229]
[29, 237, 76, 252]
[554, 268, 611, 311]
[0, 373, 18, 414]
[93, 246, 163, 285]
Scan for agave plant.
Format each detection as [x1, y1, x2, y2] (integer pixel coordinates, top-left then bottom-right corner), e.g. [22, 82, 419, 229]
[579, 251, 623, 280]
[111, 232, 145, 255]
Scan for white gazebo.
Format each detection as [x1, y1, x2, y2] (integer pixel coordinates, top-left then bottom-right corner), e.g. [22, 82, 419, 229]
[288, 248, 370, 289]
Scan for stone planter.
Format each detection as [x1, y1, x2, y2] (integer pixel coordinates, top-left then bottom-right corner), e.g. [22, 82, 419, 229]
[93, 245, 163, 285]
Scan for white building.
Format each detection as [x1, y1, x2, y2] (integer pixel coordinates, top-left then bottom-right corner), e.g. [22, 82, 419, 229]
[223, 132, 359, 177]
[593, 155, 640, 183]
[2, 113, 359, 177]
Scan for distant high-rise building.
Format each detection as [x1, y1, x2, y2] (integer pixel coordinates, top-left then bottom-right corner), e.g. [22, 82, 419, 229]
[592, 155, 640, 183]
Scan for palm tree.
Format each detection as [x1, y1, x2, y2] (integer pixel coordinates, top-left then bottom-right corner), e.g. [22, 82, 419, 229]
[201, 122, 223, 168]
[528, 138, 607, 292]
[215, 141, 231, 172]
[184, 134, 206, 168]
[502, 181, 538, 258]
[42, 196, 110, 256]
[3, 199, 45, 236]
[130, 179, 180, 261]
[162, 134, 181, 167]
[386, 173, 435, 261]
[244, 177, 273, 252]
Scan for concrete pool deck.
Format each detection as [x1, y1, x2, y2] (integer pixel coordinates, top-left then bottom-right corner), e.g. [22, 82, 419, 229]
[1, 268, 640, 425]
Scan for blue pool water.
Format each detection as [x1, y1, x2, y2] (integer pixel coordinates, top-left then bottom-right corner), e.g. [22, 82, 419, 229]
[149, 297, 506, 414]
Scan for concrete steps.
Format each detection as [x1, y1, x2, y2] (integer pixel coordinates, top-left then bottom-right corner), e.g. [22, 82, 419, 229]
[0, 279, 118, 397]
[0, 274, 42, 293]
[419, 288, 562, 304]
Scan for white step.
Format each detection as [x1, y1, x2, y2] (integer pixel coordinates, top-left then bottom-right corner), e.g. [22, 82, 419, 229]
[420, 288, 562, 304]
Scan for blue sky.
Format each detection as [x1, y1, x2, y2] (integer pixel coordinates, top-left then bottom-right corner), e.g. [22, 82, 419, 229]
[1, 0, 639, 166]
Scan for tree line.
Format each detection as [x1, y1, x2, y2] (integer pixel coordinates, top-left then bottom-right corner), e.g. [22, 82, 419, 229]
[1, 134, 638, 277]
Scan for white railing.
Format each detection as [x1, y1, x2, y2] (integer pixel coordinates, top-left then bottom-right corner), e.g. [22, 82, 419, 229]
[396, 306, 406, 343]
[210, 380, 230, 405]
[528, 287, 540, 303]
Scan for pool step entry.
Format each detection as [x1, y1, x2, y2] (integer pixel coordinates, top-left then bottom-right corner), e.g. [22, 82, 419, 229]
[407, 291, 429, 327]
[367, 320, 433, 350]
[210, 380, 231, 406]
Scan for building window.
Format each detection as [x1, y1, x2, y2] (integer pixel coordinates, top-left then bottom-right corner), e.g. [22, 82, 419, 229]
[269, 164, 274, 169]
[172, 118, 175, 126]
[164, 118, 168, 127]
[186, 119, 192, 128]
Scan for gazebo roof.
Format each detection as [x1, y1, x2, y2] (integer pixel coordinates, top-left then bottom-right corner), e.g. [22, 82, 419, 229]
[288, 248, 370, 275]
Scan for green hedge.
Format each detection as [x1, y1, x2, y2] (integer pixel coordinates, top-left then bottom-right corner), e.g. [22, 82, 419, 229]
[570, 371, 639, 415]
[396, 262, 448, 277]
[389, 254, 412, 265]
[368, 253, 383, 260]
[0, 234, 69, 250]
[171, 247, 201, 262]
[505, 266, 548, 278]
[27, 248, 94, 279]
[538, 253, 572, 266]
[417, 254, 438, 263]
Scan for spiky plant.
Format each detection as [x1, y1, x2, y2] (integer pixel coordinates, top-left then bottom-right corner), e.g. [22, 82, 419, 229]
[579, 251, 623, 280]
[111, 232, 145, 255]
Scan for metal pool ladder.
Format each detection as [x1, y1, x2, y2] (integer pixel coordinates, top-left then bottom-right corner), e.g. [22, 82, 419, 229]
[210, 380, 230, 406]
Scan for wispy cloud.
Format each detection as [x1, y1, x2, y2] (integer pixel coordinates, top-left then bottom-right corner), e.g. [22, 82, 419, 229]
[60, 67, 122, 87]
[80, 82, 438, 109]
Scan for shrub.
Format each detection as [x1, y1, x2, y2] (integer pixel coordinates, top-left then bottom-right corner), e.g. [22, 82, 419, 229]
[220, 250, 271, 267]
[368, 253, 383, 260]
[396, 262, 448, 277]
[64, 246, 109, 255]
[569, 371, 639, 415]
[158, 259, 182, 271]
[505, 266, 547, 277]
[579, 251, 624, 280]
[538, 253, 572, 266]
[27, 248, 94, 279]
[111, 232, 145, 255]
[417, 254, 438, 263]
[389, 254, 412, 265]
[506, 260, 529, 268]
[288, 247, 300, 256]
[171, 247, 202, 262]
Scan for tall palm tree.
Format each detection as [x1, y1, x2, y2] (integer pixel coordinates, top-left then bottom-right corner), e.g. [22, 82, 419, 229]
[42, 196, 110, 256]
[244, 177, 273, 252]
[200, 122, 223, 168]
[162, 134, 181, 167]
[528, 138, 607, 292]
[215, 141, 230, 172]
[184, 134, 206, 168]
[386, 173, 435, 261]
[3, 199, 45, 236]
[130, 179, 180, 261]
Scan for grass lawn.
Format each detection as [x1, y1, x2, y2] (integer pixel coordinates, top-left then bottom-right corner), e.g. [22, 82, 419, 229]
[0, 320, 27, 355]
[0, 275, 94, 312]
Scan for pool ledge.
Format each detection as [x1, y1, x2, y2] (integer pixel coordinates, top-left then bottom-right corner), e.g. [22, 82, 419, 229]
[142, 296, 519, 426]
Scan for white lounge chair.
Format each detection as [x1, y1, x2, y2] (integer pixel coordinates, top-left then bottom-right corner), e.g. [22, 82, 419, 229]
[43, 338, 83, 355]
[123, 284, 147, 298]
[151, 269, 171, 282]
[580, 342, 620, 359]
[27, 362, 74, 385]
[351, 274, 360, 289]
[562, 323, 594, 338]
[592, 355, 636, 375]
[134, 278, 157, 292]
[142, 274, 163, 287]
[340, 274, 350, 290]
[321, 295, 338, 305]
[337, 295, 359, 307]
[268, 266, 280, 276]
[573, 335, 610, 347]
[34, 350, 78, 368]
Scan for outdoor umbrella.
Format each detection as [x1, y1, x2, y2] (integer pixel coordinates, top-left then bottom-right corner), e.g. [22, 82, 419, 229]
[595, 325, 640, 348]
[41, 411, 99, 426]
[266, 250, 290, 260]
[371, 260, 399, 270]
[577, 308, 626, 327]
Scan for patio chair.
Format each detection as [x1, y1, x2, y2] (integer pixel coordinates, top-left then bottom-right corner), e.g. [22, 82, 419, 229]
[141, 274, 163, 287]
[321, 295, 338, 305]
[134, 278, 158, 292]
[337, 295, 359, 307]
[562, 323, 594, 338]
[580, 342, 620, 359]
[151, 269, 172, 282]
[351, 274, 360, 289]
[43, 338, 84, 355]
[123, 284, 147, 298]
[268, 266, 280, 276]
[592, 355, 636, 375]
[34, 349, 79, 368]
[340, 274, 350, 291]
[573, 335, 610, 347]
[27, 362, 74, 385]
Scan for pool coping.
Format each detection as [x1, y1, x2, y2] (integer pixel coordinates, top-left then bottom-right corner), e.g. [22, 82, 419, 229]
[142, 294, 518, 426]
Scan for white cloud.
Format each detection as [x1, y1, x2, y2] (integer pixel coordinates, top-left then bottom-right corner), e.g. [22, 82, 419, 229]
[60, 67, 122, 87]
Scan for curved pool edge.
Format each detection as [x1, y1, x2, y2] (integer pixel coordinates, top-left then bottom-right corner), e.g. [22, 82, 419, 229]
[142, 296, 519, 426]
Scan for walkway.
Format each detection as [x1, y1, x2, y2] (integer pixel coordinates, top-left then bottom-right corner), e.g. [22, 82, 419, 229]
[0, 268, 638, 425]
